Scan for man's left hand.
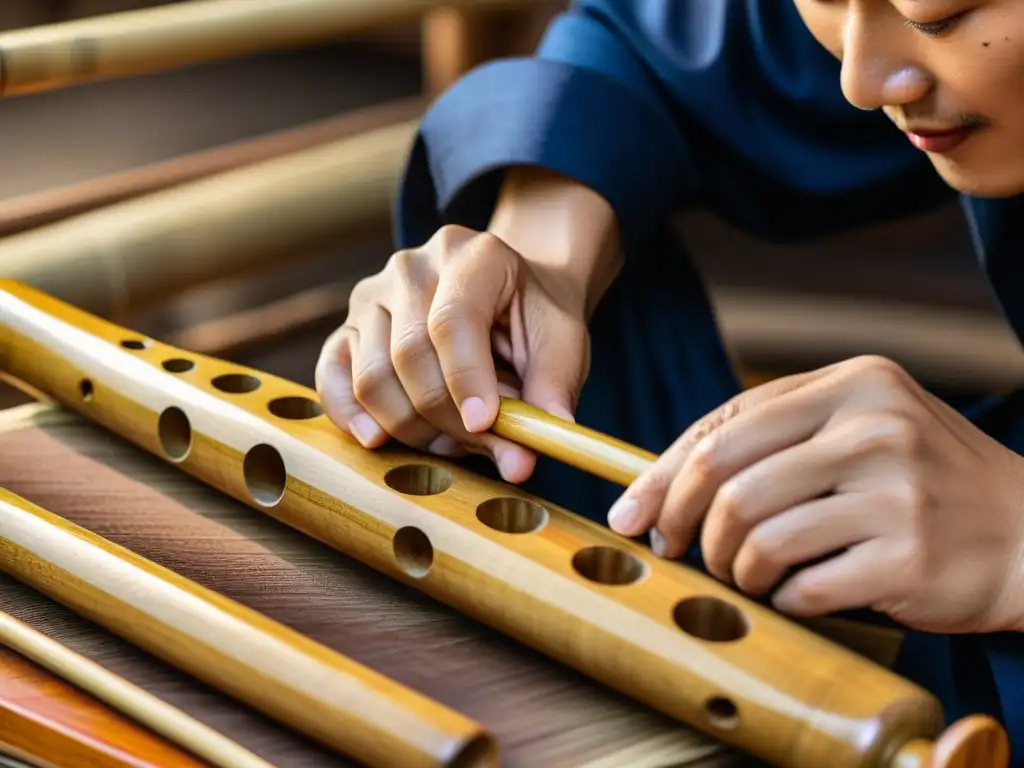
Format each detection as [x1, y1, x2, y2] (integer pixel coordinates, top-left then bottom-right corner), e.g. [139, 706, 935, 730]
[607, 355, 1024, 634]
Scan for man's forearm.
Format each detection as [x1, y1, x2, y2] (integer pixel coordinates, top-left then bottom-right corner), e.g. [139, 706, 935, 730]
[487, 166, 622, 319]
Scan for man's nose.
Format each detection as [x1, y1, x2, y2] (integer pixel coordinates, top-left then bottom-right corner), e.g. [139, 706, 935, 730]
[840, 18, 933, 110]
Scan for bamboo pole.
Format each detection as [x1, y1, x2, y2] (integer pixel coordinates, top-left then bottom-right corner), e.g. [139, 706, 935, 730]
[0, 610, 277, 768]
[0, 0, 532, 97]
[0, 486, 497, 768]
[0, 97, 425, 238]
[0, 116, 418, 319]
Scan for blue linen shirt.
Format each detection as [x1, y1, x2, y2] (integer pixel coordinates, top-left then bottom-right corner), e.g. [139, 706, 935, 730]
[389, 1, 1024, 761]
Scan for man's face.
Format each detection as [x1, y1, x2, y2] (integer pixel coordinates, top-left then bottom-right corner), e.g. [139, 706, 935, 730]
[793, 0, 1024, 197]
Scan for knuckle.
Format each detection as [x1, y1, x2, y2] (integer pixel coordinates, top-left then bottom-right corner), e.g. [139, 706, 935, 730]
[391, 322, 433, 368]
[844, 410, 922, 458]
[351, 359, 395, 401]
[411, 383, 454, 415]
[745, 530, 784, 571]
[387, 248, 417, 278]
[846, 354, 908, 389]
[687, 430, 728, 483]
[716, 478, 754, 527]
[427, 300, 468, 342]
[430, 223, 474, 255]
[893, 476, 931, 522]
[347, 275, 378, 309]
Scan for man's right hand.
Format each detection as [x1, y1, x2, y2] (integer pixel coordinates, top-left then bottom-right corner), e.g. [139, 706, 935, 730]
[315, 223, 592, 484]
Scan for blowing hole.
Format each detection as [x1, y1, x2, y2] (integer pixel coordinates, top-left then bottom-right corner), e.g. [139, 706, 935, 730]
[267, 396, 324, 420]
[120, 338, 150, 350]
[393, 526, 433, 578]
[448, 734, 499, 768]
[572, 546, 646, 586]
[79, 379, 94, 401]
[384, 464, 453, 496]
[162, 358, 195, 373]
[212, 373, 261, 394]
[476, 497, 548, 534]
[158, 407, 191, 462]
[673, 596, 749, 642]
[243, 443, 286, 506]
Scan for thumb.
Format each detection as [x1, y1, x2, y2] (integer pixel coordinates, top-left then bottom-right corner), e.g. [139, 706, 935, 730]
[519, 303, 590, 423]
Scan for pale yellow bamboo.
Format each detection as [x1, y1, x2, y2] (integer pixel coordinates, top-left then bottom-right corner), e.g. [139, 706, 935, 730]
[0, 118, 417, 319]
[0, 0, 530, 97]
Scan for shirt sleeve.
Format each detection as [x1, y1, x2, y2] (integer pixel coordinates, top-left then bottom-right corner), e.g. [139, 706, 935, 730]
[393, 2, 698, 256]
[393, 0, 957, 256]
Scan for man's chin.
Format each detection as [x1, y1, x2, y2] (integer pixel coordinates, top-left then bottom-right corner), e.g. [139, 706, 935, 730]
[929, 156, 1024, 199]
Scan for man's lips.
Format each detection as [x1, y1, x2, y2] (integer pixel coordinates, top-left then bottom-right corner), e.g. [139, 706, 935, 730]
[904, 126, 977, 153]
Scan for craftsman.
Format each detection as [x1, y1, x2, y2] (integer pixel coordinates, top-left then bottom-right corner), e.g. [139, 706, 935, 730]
[315, 0, 1024, 759]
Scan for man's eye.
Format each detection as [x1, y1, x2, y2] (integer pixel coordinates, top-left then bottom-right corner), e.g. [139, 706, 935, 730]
[903, 12, 966, 38]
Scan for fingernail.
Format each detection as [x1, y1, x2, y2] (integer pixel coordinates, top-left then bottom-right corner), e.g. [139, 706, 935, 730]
[428, 434, 460, 456]
[772, 591, 796, 613]
[348, 413, 382, 446]
[460, 397, 490, 432]
[650, 529, 667, 557]
[495, 449, 524, 482]
[607, 498, 638, 533]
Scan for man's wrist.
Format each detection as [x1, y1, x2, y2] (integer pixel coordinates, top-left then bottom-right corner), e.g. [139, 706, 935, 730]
[488, 166, 622, 318]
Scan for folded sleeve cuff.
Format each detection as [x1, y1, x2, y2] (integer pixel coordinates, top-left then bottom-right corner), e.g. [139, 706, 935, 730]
[394, 54, 696, 255]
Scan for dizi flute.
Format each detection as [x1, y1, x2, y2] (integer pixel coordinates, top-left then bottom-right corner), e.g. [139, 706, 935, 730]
[0, 484, 495, 768]
[0, 278, 1008, 768]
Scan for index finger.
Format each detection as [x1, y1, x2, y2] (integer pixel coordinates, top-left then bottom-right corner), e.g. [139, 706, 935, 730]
[607, 370, 829, 547]
[427, 234, 518, 434]
[315, 325, 386, 448]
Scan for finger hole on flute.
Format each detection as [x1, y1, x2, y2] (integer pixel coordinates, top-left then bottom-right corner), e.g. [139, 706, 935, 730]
[243, 443, 287, 507]
[475, 497, 548, 534]
[393, 526, 434, 579]
[161, 358, 195, 374]
[267, 395, 324, 421]
[571, 545, 647, 586]
[672, 596, 750, 643]
[157, 406, 192, 463]
[212, 372, 261, 394]
[385, 463, 454, 496]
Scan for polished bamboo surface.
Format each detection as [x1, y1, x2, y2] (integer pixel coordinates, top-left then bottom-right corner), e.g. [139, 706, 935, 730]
[0, 278, 1006, 768]
[0, 608, 275, 768]
[0, 484, 494, 767]
[0, 645, 209, 768]
[0, 401, 728, 768]
[491, 401, 1011, 768]
[0, 0, 527, 97]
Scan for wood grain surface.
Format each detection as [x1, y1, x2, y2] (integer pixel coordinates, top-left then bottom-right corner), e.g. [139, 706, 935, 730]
[0, 403, 733, 768]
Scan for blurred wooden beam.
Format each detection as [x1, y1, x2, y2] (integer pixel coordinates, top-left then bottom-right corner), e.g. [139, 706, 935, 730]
[164, 276, 1024, 393]
[0, 0, 533, 97]
[0, 97, 425, 238]
[713, 287, 1024, 392]
[421, 2, 562, 94]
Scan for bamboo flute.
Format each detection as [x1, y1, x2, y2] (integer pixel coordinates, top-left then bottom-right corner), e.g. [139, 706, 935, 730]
[0, 278, 1008, 768]
[0, 118, 416, 320]
[0, 483, 496, 768]
[0, 0, 529, 98]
